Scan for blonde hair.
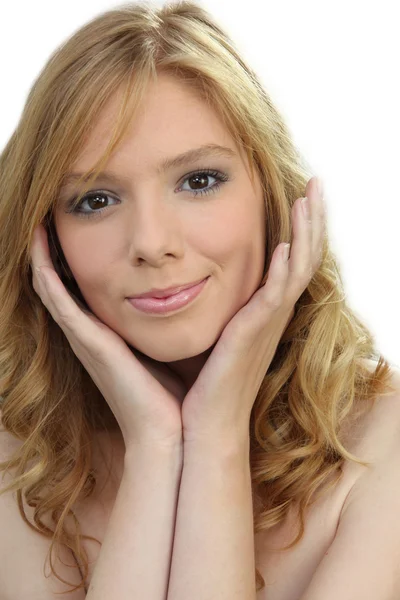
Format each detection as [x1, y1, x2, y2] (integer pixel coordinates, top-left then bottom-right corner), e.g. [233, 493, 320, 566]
[0, 1, 395, 594]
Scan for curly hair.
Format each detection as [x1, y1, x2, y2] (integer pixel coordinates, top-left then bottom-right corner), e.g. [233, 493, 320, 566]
[0, 0, 396, 595]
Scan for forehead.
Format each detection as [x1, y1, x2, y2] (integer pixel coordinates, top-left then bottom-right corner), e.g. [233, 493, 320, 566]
[69, 73, 247, 176]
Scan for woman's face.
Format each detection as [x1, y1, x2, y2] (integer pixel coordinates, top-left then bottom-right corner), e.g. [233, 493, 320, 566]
[54, 73, 266, 365]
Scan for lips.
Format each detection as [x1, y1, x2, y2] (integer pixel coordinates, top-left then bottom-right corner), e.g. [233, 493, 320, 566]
[129, 277, 207, 299]
[127, 276, 209, 315]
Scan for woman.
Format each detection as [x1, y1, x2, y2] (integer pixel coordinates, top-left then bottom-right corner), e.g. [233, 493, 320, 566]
[0, 2, 399, 599]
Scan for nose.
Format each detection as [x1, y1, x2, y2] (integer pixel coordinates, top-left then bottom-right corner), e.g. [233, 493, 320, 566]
[128, 193, 184, 267]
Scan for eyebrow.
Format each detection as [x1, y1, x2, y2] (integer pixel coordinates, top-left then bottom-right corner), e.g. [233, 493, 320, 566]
[59, 143, 237, 190]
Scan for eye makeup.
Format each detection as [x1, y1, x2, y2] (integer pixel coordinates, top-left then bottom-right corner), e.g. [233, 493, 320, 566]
[63, 167, 230, 220]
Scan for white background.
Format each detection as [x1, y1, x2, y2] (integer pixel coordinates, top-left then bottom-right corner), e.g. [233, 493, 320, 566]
[0, 0, 398, 367]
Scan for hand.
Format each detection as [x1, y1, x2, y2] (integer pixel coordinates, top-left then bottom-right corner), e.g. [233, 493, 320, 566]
[29, 224, 185, 452]
[181, 176, 326, 447]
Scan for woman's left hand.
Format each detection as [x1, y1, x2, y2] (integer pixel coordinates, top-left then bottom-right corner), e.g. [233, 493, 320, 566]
[181, 176, 326, 447]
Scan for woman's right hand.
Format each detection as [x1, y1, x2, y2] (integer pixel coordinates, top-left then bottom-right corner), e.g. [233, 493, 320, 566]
[29, 223, 186, 453]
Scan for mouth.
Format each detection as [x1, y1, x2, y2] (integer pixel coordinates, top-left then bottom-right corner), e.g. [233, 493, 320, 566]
[127, 276, 210, 315]
[129, 277, 207, 299]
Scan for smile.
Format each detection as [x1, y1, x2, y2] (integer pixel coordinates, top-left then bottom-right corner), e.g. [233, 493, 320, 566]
[127, 277, 210, 315]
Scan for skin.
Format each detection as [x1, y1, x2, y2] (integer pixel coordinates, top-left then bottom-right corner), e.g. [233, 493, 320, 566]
[54, 72, 268, 395]
[30, 76, 324, 596]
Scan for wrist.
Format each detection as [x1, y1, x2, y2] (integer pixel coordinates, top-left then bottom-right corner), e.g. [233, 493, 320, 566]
[183, 431, 250, 464]
[124, 439, 184, 471]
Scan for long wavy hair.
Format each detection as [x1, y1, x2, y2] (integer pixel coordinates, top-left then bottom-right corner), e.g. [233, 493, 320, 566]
[0, 0, 396, 595]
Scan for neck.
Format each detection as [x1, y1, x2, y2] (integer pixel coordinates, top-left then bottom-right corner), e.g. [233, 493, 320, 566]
[166, 344, 215, 392]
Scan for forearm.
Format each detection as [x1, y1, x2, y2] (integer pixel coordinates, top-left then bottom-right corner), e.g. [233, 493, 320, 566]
[167, 436, 256, 600]
[86, 443, 183, 600]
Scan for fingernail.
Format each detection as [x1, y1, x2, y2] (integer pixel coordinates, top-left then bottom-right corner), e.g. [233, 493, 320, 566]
[282, 243, 291, 262]
[316, 176, 324, 197]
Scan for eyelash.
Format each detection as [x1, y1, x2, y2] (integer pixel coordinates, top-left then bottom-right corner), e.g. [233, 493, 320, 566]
[65, 168, 230, 220]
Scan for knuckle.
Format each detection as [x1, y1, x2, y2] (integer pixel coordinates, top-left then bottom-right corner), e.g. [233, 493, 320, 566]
[265, 289, 283, 310]
[299, 263, 313, 283]
[56, 311, 76, 328]
[56, 304, 81, 328]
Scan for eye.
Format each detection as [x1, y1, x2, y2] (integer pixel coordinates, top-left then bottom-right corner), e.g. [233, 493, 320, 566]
[65, 191, 119, 219]
[178, 169, 229, 197]
[64, 168, 229, 219]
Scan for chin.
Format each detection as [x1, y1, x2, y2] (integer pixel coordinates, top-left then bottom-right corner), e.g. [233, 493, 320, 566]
[133, 332, 218, 363]
[145, 344, 213, 363]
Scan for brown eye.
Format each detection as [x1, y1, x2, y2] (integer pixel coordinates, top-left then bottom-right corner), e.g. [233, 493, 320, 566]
[65, 191, 119, 219]
[179, 169, 229, 197]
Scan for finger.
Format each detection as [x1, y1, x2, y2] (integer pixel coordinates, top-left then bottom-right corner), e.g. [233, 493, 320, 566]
[30, 224, 59, 298]
[30, 224, 98, 342]
[286, 177, 326, 302]
[305, 176, 326, 269]
[29, 223, 57, 276]
[259, 241, 291, 310]
[286, 192, 313, 297]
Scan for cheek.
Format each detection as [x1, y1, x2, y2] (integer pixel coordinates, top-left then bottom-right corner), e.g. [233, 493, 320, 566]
[55, 226, 115, 292]
[196, 195, 265, 269]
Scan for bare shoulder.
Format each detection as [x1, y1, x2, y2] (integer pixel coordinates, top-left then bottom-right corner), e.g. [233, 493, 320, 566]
[349, 358, 400, 445]
[339, 358, 400, 489]
[0, 408, 85, 598]
[254, 359, 400, 600]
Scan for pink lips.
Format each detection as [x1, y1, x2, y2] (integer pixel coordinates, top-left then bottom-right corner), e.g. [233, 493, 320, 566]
[127, 277, 209, 314]
[131, 277, 206, 299]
